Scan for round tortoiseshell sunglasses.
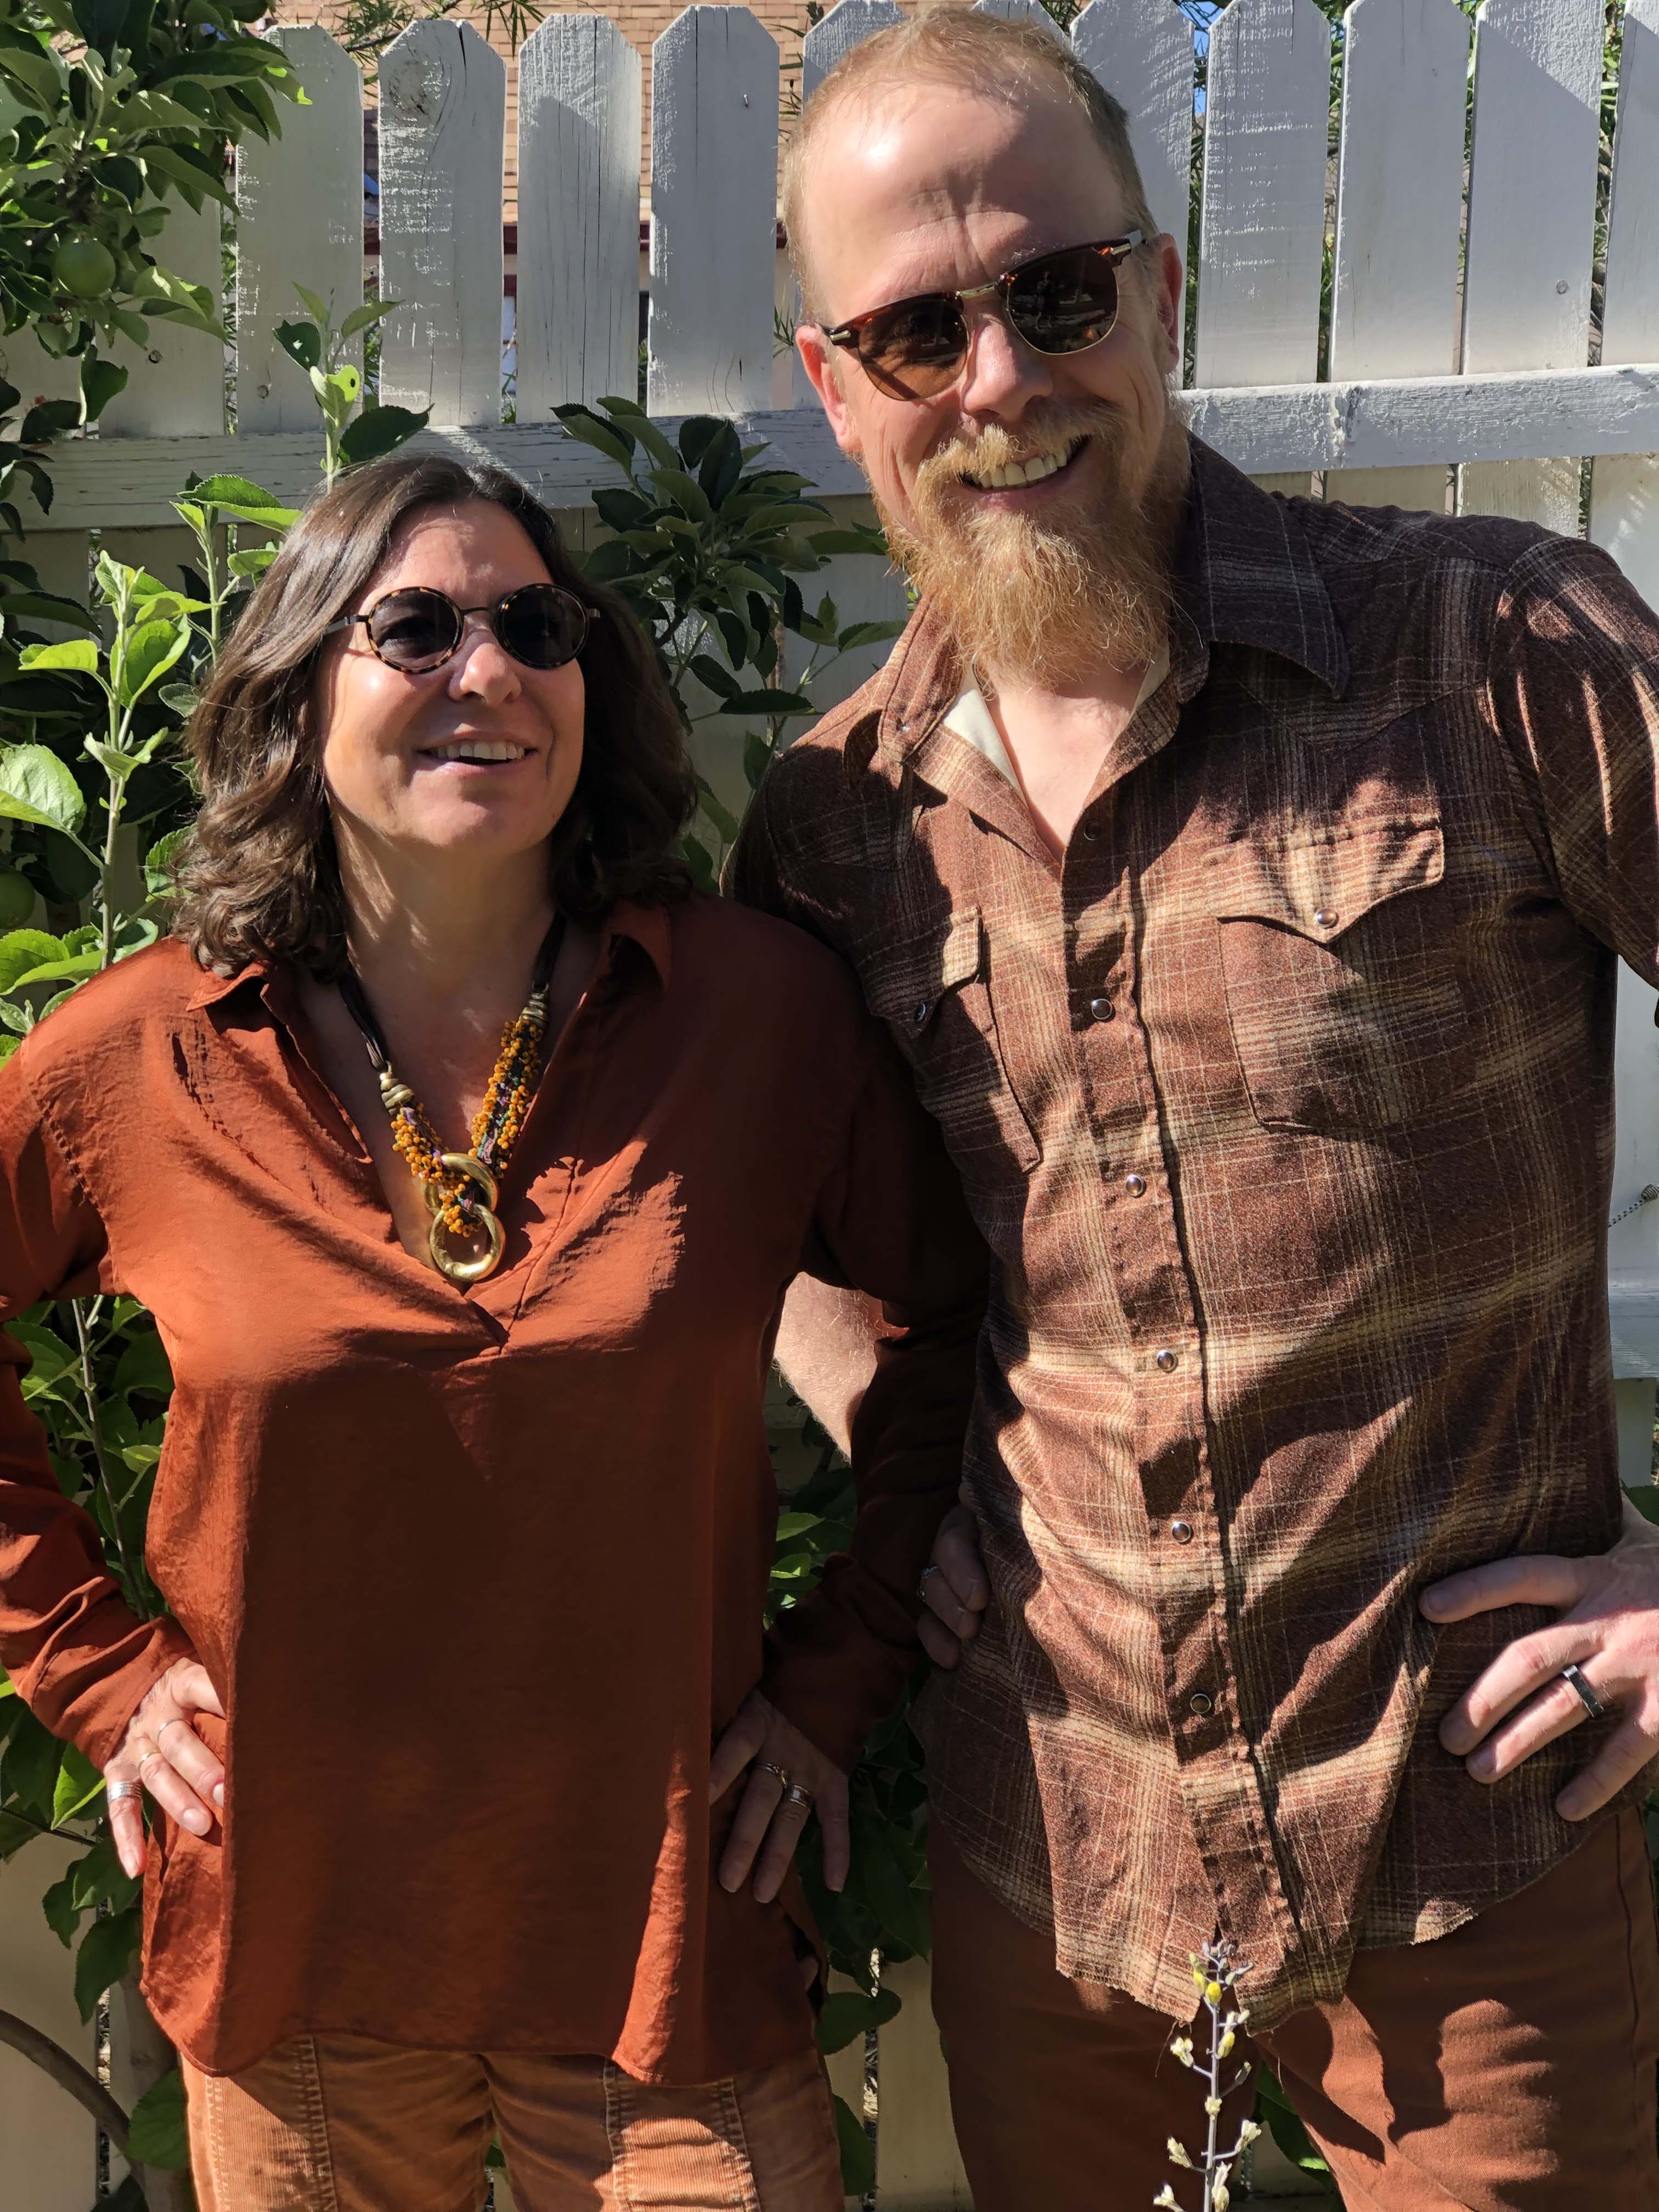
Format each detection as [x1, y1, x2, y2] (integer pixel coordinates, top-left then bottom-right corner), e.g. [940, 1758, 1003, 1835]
[822, 234, 1145, 402]
[326, 583, 592, 675]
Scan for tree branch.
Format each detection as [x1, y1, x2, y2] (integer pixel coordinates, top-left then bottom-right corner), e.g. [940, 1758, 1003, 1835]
[0, 2006, 129, 2151]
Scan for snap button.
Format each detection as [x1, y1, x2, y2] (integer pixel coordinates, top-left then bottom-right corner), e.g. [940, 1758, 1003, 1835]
[1155, 1347, 1178, 1373]
[1124, 1173, 1147, 1198]
[1081, 818, 1099, 841]
[912, 1000, 930, 1027]
[1088, 995, 1114, 1023]
[1189, 1691, 1214, 1718]
[1313, 905, 1338, 928]
[1170, 1518, 1194, 1544]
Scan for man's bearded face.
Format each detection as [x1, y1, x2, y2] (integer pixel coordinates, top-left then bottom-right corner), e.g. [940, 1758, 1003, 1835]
[878, 398, 1189, 685]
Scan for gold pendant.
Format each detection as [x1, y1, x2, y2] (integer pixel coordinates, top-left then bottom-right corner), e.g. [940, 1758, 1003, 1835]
[422, 1152, 505, 1284]
[428, 1205, 506, 1284]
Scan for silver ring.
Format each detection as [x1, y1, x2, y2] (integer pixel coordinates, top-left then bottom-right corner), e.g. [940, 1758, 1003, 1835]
[782, 1782, 815, 1811]
[1561, 1663, 1609, 1722]
[156, 1717, 193, 1741]
[757, 1760, 794, 1792]
[917, 1565, 941, 1601]
[106, 1779, 141, 1801]
[137, 1748, 167, 1774]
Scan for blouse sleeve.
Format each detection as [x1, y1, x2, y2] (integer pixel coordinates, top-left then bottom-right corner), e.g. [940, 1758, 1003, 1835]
[0, 1044, 190, 1767]
[761, 1018, 989, 1773]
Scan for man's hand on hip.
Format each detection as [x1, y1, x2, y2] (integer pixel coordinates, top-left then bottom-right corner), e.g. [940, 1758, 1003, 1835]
[917, 1487, 991, 1669]
[1421, 1500, 1659, 1820]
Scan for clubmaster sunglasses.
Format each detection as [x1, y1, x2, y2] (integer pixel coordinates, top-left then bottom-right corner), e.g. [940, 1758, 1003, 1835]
[326, 583, 592, 674]
[822, 233, 1145, 402]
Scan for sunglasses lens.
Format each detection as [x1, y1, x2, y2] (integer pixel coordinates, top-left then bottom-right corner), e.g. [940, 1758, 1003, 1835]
[365, 589, 462, 670]
[1008, 246, 1121, 356]
[498, 585, 588, 670]
[859, 296, 969, 398]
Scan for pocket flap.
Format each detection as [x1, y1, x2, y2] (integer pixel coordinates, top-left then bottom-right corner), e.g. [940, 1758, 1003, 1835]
[864, 909, 984, 1028]
[1206, 821, 1444, 944]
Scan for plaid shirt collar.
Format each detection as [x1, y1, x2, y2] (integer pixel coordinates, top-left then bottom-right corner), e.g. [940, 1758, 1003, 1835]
[873, 436, 1350, 769]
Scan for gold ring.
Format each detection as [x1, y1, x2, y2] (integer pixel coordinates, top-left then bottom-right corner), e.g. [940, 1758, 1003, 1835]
[429, 1206, 506, 1285]
[757, 1760, 794, 1792]
[423, 1151, 500, 1216]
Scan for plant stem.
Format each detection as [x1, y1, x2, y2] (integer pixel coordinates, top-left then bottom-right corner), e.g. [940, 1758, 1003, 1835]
[70, 1300, 148, 1618]
[98, 731, 123, 973]
[0, 2007, 131, 2151]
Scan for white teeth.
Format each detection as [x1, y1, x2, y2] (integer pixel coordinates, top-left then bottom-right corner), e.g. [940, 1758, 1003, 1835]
[966, 439, 1084, 491]
[427, 741, 526, 763]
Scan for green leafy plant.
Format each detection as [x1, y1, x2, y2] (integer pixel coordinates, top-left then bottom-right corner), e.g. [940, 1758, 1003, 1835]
[273, 285, 428, 489]
[0, 0, 305, 479]
[554, 394, 904, 885]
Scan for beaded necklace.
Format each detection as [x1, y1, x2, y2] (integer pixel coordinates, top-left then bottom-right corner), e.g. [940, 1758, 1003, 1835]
[337, 916, 566, 1284]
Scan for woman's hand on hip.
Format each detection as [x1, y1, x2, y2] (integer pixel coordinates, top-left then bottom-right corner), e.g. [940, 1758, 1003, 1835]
[709, 1691, 849, 1904]
[104, 1657, 225, 1878]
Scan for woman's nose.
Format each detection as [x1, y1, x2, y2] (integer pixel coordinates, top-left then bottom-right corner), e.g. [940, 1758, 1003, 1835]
[448, 617, 521, 702]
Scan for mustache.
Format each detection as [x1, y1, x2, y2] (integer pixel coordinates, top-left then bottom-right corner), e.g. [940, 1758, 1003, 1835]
[914, 401, 1128, 497]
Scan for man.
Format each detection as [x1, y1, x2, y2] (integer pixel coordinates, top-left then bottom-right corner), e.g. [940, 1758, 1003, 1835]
[727, 9, 1659, 2208]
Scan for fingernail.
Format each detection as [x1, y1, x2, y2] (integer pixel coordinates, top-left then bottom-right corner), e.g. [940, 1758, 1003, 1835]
[183, 1808, 210, 1835]
[1419, 1592, 1447, 1618]
[213, 1784, 224, 1808]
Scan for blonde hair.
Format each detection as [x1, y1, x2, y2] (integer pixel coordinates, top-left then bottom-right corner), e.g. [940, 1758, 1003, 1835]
[783, 3, 1161, 320]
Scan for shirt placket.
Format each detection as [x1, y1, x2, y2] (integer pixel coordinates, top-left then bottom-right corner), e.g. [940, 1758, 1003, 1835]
[1061, 695, 1304, 1989]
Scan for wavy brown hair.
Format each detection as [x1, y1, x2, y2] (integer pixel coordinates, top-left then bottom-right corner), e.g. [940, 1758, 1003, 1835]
[172, 452, 696, 976]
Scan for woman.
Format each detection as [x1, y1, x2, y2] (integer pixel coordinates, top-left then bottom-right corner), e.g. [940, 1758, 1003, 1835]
[0, 454, 985, 2209]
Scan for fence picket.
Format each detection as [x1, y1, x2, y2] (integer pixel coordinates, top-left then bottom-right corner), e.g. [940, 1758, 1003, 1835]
[801, 0, 901, 102]
[1071, 0, 1196, 259]
[100, 199, 223, 441]
[972, 0, 1065, 41]
[648, 7, 778, 417]
[1588, 0, 1659, 605]
[234, 26, 365, 437]
[1194, 0, 1331, 493]
[515, 16, 642, 417]
[1458, 0, 1602, 529]
[1326, 0, 1470, 511]
[379, 19, 506, 427]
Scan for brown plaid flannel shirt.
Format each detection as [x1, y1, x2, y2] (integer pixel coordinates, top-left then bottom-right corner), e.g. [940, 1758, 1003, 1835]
[729, 437, 1659, 2029]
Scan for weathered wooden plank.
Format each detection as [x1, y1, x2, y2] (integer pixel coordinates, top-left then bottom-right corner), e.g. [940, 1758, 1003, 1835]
[515, 15, 642, 417]
[21, 366, 1659, 530]
[648, 8, 778, 417]
[234, 25, 365, 437]
[876, 1955, 971, 2210]
[379, 19, 506, 427]
[99, 198, 223, 441]
[1325, 0, 1469, 512]
[1588, 0, 1659, 605]
[1194, 0, 1332, 495]
[0, 1837, 99, 2212]
[1071, 0, 1195, 257]
[972, 0, 1064, 41]
[1458, 0, 1603, 529]
[801, 0, 902, 102]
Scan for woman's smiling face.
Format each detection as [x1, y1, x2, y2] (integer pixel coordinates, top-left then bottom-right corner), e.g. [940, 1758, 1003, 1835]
[313, 498, 586, 873]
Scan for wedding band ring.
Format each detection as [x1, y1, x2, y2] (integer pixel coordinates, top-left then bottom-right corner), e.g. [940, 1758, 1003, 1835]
[1561, 1663, 1609, 1722]
[758, 1761, 794, 1791]
[106, 1779, 141, 1801]
[917, 1565, 941, 1601]
[782, 1783, 815, 1810]
[156, 1717, 191, 1741]
[137, 1748, 166, 1774]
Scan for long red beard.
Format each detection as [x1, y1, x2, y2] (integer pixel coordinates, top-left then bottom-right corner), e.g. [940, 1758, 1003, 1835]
[879, 404, 1189, 686]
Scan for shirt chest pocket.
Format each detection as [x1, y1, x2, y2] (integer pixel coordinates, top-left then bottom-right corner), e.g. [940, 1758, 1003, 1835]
[862, 909, 1041, 1179]
[1207, 820, 1468, 1135]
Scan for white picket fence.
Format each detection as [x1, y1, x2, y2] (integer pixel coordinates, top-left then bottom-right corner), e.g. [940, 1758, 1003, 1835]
[8, 0, 1659, 2200]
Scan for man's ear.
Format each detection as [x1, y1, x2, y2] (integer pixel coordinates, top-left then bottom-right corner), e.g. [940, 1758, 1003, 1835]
[1146, 233, 1184, 377]
[797, 324, 864, 461]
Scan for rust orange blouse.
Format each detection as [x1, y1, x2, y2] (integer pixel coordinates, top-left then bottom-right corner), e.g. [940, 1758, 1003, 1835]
[0, 895, 986, 2079]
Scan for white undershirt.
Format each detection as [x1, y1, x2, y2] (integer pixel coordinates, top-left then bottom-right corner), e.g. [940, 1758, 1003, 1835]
[941, 641, 1172, 791]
